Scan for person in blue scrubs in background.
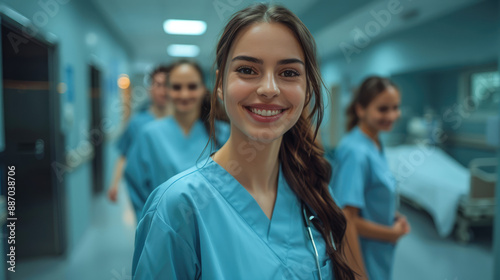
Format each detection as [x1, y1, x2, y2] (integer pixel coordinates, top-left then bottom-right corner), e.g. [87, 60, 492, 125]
[124, 60, 230, 219]
[132, 4, 357, 280]
[331, 76, 411, 280]
[107, 65, 170, 202]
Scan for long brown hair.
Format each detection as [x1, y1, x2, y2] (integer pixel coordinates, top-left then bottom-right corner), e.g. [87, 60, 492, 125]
[209, 4, 355, 279]
[346, 76, 398, 131]
[167, 60, 227, 147]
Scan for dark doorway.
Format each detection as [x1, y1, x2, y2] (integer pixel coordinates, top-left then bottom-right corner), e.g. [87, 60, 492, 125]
[0, 16, 66, 260]
[89, 66, 104, 195]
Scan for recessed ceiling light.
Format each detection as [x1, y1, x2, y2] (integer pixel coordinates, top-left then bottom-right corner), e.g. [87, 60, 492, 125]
[167, 44, 200, 57]
[163, 19, 207, 35]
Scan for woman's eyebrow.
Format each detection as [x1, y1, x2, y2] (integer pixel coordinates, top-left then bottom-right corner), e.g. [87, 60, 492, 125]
[277, 58, 304, 66]
[231, 55, 263, 64]
[231, 56, 304, 66]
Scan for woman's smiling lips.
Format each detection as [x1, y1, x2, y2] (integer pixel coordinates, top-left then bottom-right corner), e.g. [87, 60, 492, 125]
[244, 103, 288, 123]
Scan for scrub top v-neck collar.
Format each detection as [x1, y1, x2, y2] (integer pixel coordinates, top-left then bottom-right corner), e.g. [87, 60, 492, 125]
[354, 126, 385, 155]
[199, 157, 296, 264]
[146, 108, 158, 119]
[168, 116, 204, 139]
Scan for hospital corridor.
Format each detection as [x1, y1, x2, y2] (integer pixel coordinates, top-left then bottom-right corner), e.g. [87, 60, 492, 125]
[0, 0, 499, 279]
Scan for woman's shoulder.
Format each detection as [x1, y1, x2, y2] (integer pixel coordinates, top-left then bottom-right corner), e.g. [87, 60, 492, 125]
[145, 165, 210, 207]
[141, 163, 216, 228]
[126, 110, 154, 129]
[336, 132, 372, 161]
[131, 110, 152, 121]
[141, 116, 174, 136]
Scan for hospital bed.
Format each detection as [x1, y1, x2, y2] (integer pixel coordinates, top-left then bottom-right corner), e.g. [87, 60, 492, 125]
[385, 145, 497, 243]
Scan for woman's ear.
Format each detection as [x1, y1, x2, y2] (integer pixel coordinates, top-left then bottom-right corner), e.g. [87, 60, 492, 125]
[216, 70, 223, 101]
[355, 103, 365, 119]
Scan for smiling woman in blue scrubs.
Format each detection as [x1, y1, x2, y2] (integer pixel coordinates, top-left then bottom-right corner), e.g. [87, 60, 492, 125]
[107, 66, 170, 203]
[132, 4, 357, 280]
[331, 77, 411, 280]
[124, 60, 230, 219]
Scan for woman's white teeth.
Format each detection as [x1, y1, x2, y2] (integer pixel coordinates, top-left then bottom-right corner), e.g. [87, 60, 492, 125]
[250, 108, 282, 117]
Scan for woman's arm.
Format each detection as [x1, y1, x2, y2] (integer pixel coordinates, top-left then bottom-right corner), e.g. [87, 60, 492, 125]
[346, 206, 408, 244]
[343, 207, 369, 280]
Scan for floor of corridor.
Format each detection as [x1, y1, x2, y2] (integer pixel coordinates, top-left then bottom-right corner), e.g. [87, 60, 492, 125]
[13, 183, 136, 280]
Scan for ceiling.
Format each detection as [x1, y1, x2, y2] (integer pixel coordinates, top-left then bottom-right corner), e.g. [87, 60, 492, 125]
[90, 0, 482, 75]
[90, 0, 376, 73]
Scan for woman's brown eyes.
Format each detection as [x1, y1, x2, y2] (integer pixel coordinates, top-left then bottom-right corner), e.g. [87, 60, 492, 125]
[281, 70, 300, 77]
[236, 67, 255, 75]
[236, 67, 299, 77]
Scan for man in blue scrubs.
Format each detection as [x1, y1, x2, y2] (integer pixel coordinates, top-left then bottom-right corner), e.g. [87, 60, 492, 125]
[107, 66, 170, 203]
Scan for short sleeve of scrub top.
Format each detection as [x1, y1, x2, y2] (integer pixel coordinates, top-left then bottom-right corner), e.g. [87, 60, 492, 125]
[330, 147, 369, 210]
[116, 111, 154, 157]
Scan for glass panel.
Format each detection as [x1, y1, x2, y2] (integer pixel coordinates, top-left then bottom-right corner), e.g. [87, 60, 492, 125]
[470, 71, 500, 111]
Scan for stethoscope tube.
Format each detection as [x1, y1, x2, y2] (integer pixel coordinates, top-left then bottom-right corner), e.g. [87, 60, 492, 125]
[301, 203, 338, 280]
[302, 204, 323, 280]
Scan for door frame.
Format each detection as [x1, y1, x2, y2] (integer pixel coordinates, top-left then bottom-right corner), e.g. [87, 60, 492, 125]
[0, 4, 67, 256]
[88, 63, 104, 195]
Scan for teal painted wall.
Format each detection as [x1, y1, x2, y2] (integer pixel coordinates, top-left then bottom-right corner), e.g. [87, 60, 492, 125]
[0, 0, 132, 252]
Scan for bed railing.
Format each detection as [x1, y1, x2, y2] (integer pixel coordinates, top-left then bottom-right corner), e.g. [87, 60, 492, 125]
[468, 158, 497, 199]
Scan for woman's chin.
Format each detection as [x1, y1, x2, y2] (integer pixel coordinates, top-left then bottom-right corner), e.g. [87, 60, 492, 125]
[378, 124, 393, 132]
[175, 106, 196, 114]
[244, 129, 283, 144]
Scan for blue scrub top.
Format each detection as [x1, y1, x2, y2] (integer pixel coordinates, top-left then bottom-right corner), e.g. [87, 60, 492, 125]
[330, 126, 396, 280]
[133, 157, 334, 280]
[116, 110, 155, 157]
[124, 116, 230, 218]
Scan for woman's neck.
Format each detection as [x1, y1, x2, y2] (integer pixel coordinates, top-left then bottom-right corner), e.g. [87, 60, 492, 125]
[149, 104, 169, 119]
[174, 109, 200, 135]
[213, 126, 281, 194]
[358, 121, 380, 148]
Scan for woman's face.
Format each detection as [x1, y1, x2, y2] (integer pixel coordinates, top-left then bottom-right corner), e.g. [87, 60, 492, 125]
[358, 86, 401, 132]
[219, 22, 307, 143]
[168, 64, 206, 115]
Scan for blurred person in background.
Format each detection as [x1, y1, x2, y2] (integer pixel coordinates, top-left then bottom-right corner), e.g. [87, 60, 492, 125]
[331, 76, 411, 280]
[107, 65, 170, 202]
[124, 60, 230, 219]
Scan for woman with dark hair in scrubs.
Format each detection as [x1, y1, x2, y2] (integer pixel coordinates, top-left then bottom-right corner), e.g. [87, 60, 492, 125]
[107, 65, 170, 203]
[124, 60, 230, 219]
[331, 76, 411, 280]
[133, 4, 358, 280]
